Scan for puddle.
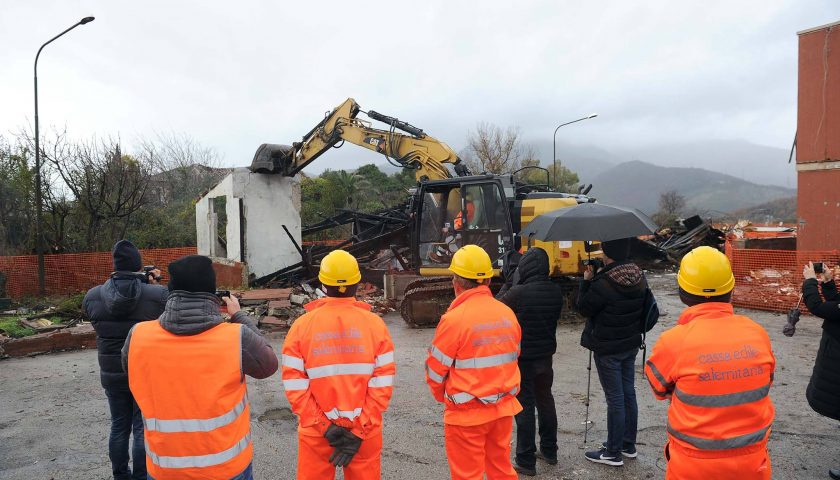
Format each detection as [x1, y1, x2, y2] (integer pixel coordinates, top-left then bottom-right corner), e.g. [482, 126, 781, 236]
[258, 407, 295, 422]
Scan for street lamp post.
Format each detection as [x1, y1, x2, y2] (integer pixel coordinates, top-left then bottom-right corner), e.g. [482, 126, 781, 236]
[552, 113, 598, 191]
[33, 16, 94, 296]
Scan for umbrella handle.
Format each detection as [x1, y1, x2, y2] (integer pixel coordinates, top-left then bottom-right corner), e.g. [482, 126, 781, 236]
[795, 294, 803, 309]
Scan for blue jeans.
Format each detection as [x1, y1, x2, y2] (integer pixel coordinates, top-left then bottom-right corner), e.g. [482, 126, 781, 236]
[594, 348, 639, 455]
[149, 463, 253, 480]
[104, 387, 146, 480]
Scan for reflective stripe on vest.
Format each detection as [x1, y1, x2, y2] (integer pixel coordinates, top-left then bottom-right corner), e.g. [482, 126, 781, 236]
[306, 363, 374, 379]
[454, 351, 518, 369]
[667, 422, 770, 450]
[146, 433, 252, 469]
[282, 354, 305, 371]
[646, 360, 675, 390]
[429, 345, 454, 367]
[368, 375, 394, 388]
[375, 351, 395, 367]
[674, 383, 771, 408]
[445, 385, 519, 405]
[144, 396, 248, 433]
[283, 378, 310, 391]
[426, 365, 446, 384]
[324, 407, 362, 420]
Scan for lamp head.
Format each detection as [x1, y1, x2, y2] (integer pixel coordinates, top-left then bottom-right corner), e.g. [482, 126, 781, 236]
[587, 113, 599, 119]
[80, 16, 95, 25]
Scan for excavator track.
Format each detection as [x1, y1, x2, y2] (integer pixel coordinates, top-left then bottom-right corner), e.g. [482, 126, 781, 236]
[400, 277, 455, 328]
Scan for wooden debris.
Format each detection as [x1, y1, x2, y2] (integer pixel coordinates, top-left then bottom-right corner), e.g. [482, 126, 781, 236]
[239, 289, 293, 301]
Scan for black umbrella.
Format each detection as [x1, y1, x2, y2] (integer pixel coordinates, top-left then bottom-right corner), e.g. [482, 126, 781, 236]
[519, 202, 658, 242]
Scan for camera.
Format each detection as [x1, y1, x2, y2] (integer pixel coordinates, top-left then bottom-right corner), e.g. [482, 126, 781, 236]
[143, 265, 161, 283]
[215, 290, 231, 300]
[583, 258, 604, 271]
[813, 262, 824, 274]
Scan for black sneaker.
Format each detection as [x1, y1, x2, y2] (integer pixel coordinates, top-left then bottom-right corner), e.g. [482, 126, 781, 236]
[829, 469, 840, 480]
[513, 461, 536, 476]
[536, 450, 558, 465]
[600, 442, 638, 458]
[585, 449, 623, 466]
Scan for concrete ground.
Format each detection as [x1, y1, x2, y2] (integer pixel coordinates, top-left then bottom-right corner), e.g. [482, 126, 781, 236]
[1, 273, 838, 479]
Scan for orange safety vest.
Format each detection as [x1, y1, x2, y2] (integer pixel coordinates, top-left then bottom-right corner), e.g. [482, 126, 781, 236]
[645, 303, 775, 456]
[453, 202, 475, 230]
[128, 321, 252, 480]
[281, 297, 395, 439]
[425, 285, 523, 426]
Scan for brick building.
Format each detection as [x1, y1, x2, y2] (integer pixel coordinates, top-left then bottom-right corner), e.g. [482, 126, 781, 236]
[797, 21, 840, 250]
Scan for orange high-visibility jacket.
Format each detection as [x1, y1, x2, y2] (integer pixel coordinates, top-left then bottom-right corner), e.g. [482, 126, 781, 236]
[281, 297, 395, 439]
[645, 302, 775, 454]
[453, 202, 476, 230]
[128, 321, 252, 480]
[425, 285, 523, 426]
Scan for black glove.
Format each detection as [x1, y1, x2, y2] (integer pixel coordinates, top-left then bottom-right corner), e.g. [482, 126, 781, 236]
[324, 424, 346, 447]
[784, 306, 801, 337]
[328, 428, 362, 467]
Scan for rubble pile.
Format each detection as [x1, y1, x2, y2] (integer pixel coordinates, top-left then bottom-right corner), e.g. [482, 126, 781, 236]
[631, 215, 726, 266]
[654, 215, 726, 259]
[238, 283, 391, 332]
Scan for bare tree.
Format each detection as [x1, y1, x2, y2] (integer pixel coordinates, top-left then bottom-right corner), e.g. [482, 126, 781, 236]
[137, 132, 228, 203]
[463, 123, 537, 175]
[37, 131, 154, 250]
[653, 190, 686, 226]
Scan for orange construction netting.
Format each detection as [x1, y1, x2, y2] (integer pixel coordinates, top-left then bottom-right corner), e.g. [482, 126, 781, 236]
[0, 247, 197, 299]
[727, 244, 840, 313]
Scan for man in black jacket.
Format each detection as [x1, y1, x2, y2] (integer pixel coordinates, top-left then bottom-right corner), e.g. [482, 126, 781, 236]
[498, 247, 563, 476]
[802, 262, 840, 480]
[577, 237, 646, 467]
[83, 240, 168, 480]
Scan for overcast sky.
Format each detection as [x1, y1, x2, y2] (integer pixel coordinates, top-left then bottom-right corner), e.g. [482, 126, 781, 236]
[1, 1, 836, 173]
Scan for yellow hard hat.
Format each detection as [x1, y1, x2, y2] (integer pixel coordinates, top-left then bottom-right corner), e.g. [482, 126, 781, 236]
[319, 250, 362, 287]
[677, 246, 735, 297]
[449, 244, 493, 282]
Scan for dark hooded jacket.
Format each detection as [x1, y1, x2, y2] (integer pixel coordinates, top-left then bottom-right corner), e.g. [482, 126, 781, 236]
[802, 278, 840, 420]
[497, 248, 564, 360]
[578, 260, 647, 355]
[83, 274, 168, 389]
[121, 291, 278, 380]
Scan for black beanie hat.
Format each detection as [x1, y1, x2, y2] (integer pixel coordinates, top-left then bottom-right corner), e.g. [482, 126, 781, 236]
[113, 240, 142, 272]
[601, 238, 632, 261]
[167, 255, 216, 294]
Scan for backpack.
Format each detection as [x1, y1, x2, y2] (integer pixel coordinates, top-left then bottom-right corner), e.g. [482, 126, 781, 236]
[640, 283, 660, 362]
[642, 287, 659, 333]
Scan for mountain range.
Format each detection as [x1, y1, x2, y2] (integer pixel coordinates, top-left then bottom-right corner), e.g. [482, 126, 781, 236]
[534, 139, 796, 188]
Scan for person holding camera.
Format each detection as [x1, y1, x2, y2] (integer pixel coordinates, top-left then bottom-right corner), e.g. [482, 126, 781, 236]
[121, 255, 278, 480]
[802, 261, 840, 479]
[83, 240, 168, 480]
[577, 237, 647, 467]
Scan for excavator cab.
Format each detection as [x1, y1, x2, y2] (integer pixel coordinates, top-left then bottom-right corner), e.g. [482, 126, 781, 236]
[411, 176, 515, 277]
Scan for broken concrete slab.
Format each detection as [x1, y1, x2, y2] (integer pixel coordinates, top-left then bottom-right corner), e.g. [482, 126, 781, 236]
[288, 294, 308, 306]
[0, 324, 96, 358]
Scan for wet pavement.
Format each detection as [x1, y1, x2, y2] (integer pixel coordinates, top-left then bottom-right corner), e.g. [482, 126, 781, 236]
[1, 274, 837, 479]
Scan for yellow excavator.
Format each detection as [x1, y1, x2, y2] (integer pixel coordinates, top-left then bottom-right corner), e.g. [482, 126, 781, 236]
[251, 98, 597, 326]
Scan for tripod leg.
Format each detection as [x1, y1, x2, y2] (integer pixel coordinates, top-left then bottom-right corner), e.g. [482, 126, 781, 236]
[584, 350, 593, 444]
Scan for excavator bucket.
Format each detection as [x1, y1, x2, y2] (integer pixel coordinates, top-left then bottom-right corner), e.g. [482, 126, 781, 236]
[250, 144, 294, 174]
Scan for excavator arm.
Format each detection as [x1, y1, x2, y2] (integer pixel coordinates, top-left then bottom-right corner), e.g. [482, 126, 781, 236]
[251, 98, 469, 181]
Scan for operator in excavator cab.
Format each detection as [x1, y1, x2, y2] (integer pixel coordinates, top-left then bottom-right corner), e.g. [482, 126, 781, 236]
[429, 192, 477, 264]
